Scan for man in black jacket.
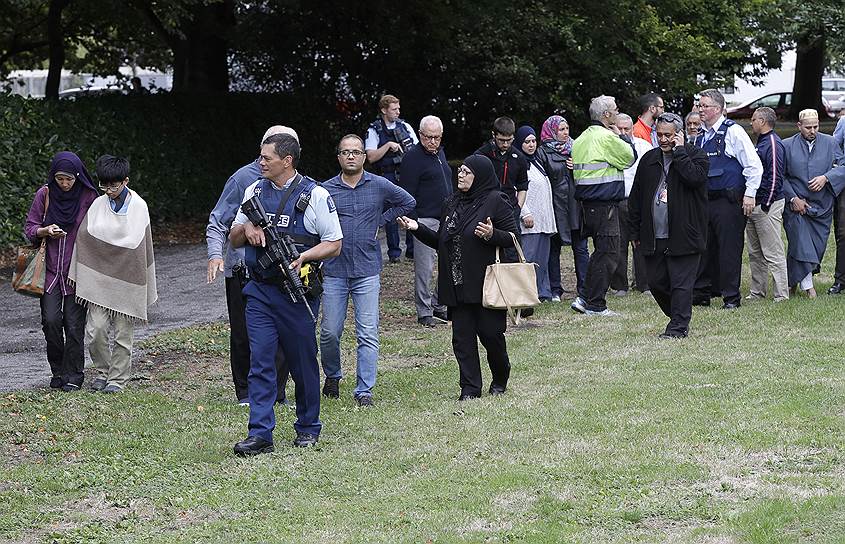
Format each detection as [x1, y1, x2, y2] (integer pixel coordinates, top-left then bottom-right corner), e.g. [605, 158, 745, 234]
[474, 116, 528, 222]
[629, 113, 709, 338]
[399, 115, 453, 327]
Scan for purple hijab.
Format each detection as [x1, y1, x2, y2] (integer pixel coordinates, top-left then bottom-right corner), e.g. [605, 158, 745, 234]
[540, 115, 573, 157]
[44, 152, 97, 231]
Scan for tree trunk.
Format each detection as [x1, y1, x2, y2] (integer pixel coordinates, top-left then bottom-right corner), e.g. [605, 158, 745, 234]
[44, 0, 70, 100]
[789, 32, 827, 119]
[171, 1, 234, 92]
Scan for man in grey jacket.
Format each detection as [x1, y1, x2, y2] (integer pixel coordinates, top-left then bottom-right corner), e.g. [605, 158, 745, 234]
[205, 125, 296, 404]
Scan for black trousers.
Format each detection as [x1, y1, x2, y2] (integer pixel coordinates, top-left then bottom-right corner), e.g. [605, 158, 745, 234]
[225, 276, 288, 402]
[834, 193, 845, 284]
[611, 199, 649, 292]
[581, 202, 620, 312]
[694, 194, 745, 305]
[450, 303, 510, 397]
[40, 290, 86, 386]
[645, 239, 701, 336]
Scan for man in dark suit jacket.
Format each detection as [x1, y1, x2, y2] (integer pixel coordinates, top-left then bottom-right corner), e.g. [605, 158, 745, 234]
[629, 113, 709, 338]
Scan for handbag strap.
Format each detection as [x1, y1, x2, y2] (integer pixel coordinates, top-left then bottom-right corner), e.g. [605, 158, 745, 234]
[38, 187, 50, 250]
[508, 232, 528, 263]
[490, 259, 522, 326]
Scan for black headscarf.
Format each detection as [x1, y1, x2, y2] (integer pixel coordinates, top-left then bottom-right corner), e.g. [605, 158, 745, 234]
[444, 154, 499, 240]
[514, 125, 547, 176]
[44, 152, 97, 231]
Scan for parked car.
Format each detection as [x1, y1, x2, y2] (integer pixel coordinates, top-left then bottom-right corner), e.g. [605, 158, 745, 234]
[822, 78, 845, 101]
[726, 91, 836, 119]
[727, 92, 793, 119]
[58, 85, 125, 99]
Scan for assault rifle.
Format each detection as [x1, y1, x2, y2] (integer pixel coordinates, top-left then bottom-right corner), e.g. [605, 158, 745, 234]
[240, 195, 316, 322]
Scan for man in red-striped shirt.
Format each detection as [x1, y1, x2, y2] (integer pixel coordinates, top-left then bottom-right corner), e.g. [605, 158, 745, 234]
[745, 106, 788, 301]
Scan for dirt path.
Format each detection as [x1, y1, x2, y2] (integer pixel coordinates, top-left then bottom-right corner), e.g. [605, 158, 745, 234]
[0, 244, 227, 391]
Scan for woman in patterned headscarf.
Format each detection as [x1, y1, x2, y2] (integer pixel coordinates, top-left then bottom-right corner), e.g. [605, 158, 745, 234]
[24, 152, 98, 392]
[536, 115, 589, 302]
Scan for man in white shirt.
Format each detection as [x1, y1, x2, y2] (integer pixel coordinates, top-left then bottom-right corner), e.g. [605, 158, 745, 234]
[692, 88, 763, 309]
[611, 113, 653, 295]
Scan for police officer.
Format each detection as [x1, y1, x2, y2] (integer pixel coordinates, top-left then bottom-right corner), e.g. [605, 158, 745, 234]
[693, 88, 762, 309]
[206, 125, 296, 406]
[230, 133, 343, 454]
[365, 94, 419, 263]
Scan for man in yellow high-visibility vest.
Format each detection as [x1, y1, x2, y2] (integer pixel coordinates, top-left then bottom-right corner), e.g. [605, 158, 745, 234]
[571, 95, 636, 316]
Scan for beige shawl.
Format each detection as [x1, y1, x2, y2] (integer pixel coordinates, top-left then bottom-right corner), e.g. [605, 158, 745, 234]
[69, 190, 157, 321]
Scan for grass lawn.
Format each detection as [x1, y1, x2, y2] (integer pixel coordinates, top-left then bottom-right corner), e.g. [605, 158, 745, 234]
[1, 243, 844, 544]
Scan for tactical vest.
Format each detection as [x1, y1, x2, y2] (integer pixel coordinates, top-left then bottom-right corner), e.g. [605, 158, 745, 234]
[696, 119, 745, 192]
[245, 177, 321, 281]
[370, 117, 412, 173]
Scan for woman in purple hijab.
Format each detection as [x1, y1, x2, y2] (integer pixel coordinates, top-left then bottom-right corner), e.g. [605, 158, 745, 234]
[24, 151, 98, 391]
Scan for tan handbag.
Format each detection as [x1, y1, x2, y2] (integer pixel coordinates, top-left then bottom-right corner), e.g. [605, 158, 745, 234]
[482, 232, 540, 324]
[12, 189, 49, 298]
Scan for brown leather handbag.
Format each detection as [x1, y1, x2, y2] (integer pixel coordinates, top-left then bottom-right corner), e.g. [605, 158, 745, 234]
[12, 190, 49, 297]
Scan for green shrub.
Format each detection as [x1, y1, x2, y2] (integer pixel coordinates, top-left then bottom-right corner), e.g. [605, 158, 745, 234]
[0, 92, 364, 249]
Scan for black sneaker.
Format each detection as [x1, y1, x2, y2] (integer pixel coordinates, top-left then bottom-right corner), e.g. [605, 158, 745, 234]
[322, 377, 340, 398]
[433, 309, 448, 322]
[61, 383, 81, 392]
[293, 432, 318, 448]
[49, 376, 63, 389]
[355, 395, 374, 407]
[234, 436, 274, 456]
[418, 316, 437, 327]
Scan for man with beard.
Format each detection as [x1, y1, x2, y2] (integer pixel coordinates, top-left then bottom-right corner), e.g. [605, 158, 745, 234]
[320, 135, 415, 405]
[781, 109, 845, 297]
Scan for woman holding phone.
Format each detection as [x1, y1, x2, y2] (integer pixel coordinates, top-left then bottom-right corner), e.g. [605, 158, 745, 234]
[24, 152, 98, 391]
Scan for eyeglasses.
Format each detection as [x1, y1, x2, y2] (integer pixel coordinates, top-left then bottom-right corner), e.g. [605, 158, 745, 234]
[98, 181, 124, 191]
[338, 149, 365, 157]
[420, 132, 442, 141]
[699, 103, 720, 110]
[457, 167, 473, 176]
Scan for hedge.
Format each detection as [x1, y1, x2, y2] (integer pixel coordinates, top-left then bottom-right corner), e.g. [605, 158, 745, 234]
[0, 92, 361, 249]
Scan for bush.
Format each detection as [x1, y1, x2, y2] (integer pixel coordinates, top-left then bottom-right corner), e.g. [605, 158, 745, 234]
[0, 92, 364, 249]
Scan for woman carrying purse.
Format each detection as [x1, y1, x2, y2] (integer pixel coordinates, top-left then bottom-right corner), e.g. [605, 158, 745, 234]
[399, 154, 518, 400]
[24, 152, 98, 391]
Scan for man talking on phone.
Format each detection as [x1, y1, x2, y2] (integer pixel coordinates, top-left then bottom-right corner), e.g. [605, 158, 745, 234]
[628, 113, 709, 338]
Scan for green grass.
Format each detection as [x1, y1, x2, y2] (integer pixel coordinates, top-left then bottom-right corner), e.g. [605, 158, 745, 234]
[1, 249, 844, 543]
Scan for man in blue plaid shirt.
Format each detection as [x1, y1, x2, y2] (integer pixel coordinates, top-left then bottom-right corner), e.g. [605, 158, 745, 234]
[319, 134, 416, 406]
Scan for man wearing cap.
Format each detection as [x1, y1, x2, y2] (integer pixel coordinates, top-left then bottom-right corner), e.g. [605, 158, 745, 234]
[693, 89, 763, 309]
[781, 109, 845, 297]
[206, 126, 297, 406]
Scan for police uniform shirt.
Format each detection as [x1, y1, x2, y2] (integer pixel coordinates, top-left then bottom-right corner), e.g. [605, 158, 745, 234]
[364, 121, 419, 151]
[233, 174, 344, 243]
[700, 115, 763, 197]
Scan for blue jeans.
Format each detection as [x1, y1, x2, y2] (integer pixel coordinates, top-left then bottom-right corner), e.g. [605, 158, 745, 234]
[319, 275, 380, 398]
[549, 230, 589, 298]
[522, 233, 552, 300]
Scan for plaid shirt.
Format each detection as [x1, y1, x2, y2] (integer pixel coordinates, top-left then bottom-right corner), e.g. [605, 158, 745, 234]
[322, 171, 415, 278]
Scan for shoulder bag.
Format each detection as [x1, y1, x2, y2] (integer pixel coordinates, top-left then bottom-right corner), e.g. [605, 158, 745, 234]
[482, 232, 540, 325]
[12, 189, 49, 297]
